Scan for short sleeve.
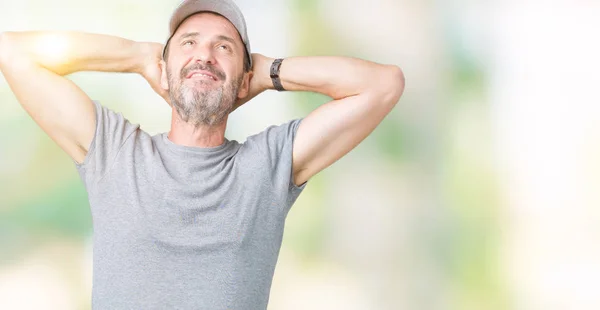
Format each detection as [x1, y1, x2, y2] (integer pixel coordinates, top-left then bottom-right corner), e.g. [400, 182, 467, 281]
[75, 100, 139, 188]
[243, 118, 308, 214]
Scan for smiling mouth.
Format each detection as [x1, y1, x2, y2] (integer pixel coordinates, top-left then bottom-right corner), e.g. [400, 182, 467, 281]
[186, 71, 218, 81]
[189, 73, 217, 81]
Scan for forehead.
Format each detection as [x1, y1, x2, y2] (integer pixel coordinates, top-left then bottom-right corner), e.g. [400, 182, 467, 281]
[174, 12, 241, 42]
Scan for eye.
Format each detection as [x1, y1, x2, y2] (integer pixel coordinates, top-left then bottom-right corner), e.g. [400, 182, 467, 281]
[182, 40, 195, 46]
[218, 44, 231, 51]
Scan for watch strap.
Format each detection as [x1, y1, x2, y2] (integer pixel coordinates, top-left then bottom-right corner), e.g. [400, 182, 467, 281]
[270, 58, 285, 91]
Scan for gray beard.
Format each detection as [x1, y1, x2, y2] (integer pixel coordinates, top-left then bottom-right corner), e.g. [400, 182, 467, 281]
[167, 70, 241, 127]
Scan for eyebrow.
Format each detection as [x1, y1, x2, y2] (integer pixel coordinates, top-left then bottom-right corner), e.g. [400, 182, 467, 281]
[178, 32, 201, 40]
[216, 35, 237, 46]
[178, 32, 238, 46]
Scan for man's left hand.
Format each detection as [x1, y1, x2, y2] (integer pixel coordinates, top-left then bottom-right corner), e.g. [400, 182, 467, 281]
[230, 53, 273, 113]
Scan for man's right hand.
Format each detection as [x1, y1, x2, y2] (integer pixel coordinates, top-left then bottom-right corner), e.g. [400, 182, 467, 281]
[138, 42, 171, 106]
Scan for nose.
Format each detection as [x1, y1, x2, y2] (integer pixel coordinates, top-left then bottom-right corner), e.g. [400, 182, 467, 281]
[193, 43, 216, 65]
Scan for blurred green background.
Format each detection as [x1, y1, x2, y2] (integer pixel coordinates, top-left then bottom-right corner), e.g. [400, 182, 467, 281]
[1, 0, 600, 309]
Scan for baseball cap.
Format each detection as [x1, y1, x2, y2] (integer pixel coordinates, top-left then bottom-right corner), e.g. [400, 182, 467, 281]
[163, 0, 252, 67]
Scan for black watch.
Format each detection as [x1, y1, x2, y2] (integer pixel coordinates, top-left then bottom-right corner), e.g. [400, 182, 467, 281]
[270, 58, 285, 91]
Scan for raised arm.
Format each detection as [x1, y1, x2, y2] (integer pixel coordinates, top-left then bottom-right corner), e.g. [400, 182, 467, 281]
[0, 32, 163, 163]
[249, 54, 405, 186]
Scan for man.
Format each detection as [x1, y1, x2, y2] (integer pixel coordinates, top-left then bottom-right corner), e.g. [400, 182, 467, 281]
[0, 0, 404, 309]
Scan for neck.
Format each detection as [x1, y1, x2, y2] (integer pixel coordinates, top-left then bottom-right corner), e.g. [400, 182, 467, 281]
[167, 110, 228, 148]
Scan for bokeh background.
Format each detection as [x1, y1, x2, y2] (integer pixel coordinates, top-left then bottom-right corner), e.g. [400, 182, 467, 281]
[1, 0, 600, 309]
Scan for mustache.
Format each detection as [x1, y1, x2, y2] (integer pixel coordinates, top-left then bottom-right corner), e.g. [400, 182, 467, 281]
[181, 63, 226, 81]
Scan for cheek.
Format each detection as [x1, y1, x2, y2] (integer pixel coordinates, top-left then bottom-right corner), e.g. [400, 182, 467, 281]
[214, 54, 239, 75]
[223, 65, 242, 84]
[168, 55, 190, 75]
[167, 65, 184, 85]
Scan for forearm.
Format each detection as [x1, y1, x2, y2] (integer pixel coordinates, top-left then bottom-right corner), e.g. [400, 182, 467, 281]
[0, 31, 154, 76]
[255, 55, 404, 101]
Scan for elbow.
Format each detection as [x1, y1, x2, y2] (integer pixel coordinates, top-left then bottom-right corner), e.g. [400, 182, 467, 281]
[384, 65, 405, 105]
[370, 64, 405, 107]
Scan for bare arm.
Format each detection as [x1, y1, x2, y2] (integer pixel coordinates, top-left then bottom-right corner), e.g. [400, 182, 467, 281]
[0, 31, 163, 163]
[247, 54, 405, 186]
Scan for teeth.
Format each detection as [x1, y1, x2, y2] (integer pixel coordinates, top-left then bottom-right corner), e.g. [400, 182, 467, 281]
[190, 73, 214, 80]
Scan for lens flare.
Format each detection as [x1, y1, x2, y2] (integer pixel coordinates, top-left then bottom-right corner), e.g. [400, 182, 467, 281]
[36, 34, 68, 62]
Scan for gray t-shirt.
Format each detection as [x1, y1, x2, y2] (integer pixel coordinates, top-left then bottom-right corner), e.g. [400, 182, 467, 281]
[76, 101, 307, 310]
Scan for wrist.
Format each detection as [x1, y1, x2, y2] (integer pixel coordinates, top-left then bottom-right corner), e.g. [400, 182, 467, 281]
[134, 41, 162, 75]
[254, 54, 276, 91]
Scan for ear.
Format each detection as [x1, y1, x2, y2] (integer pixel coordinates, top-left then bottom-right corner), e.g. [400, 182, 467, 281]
[237, 71, 253, 99]
[160, 60, 169, 91]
